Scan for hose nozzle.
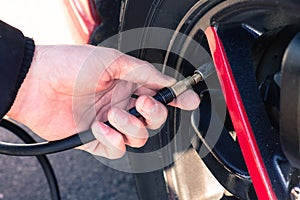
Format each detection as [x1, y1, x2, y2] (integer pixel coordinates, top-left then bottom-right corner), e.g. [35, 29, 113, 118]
[170, 63, 215, 96]
[194, 62, 215, 81]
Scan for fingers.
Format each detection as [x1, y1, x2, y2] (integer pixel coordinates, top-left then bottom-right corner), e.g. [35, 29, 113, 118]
[81, 91, 199, 159]
[169, 89, 200, 110]
[80, 122, 126, 159]
[135, 96, 168, 129]
[108, 108, 148, 148]
[81, 95, 169, 158]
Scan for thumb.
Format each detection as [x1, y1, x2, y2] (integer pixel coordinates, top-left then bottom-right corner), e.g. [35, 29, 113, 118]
[108, 50, 176, 88]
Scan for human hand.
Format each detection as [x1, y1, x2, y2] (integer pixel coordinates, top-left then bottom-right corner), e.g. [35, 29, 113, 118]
[7, 45, 200, 159]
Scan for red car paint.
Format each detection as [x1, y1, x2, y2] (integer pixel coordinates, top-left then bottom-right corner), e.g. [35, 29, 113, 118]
[63, 0, 101, 43]
[205, 26, 277, 200]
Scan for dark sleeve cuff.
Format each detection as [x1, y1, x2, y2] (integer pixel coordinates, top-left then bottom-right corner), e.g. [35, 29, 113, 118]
[14, 37, 35, 98]
[0, 21, 35, 118]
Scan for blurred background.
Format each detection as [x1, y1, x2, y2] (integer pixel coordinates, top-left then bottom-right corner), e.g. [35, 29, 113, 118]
[0, 1, 138, 199]
[0, 0, 75, 44]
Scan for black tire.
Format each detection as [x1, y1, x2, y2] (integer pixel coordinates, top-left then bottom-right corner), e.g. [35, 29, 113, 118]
[118, 1, 221, 200]
[117, 1, 300, 200]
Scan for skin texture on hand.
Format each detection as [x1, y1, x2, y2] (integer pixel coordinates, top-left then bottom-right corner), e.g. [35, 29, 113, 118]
[7, 45, 200, 159]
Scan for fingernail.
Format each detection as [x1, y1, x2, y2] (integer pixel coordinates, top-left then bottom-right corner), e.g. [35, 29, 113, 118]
[112, 108, 128, 126]
[148, 104, 161, 124]
[187, 91, 201, 110]
[141, 96, 157, 113]
[97, 122, 109, 135]
[164, 75, 176, 84]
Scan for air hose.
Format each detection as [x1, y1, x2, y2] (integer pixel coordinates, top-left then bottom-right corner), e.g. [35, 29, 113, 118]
[0, 64, 214, 156]
[0, 119, 61, 200]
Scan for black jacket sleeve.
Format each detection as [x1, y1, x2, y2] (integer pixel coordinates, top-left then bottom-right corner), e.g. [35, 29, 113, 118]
[0, 20, 35, 118]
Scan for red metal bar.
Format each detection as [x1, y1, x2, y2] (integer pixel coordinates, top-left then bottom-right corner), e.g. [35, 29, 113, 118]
[63, 0, 101, 43]
[205, 26, 277, 200]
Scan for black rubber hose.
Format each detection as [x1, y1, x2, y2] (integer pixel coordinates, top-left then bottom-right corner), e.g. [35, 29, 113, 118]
[0, 87, 175, 156]
[0, 119, 61, 200]
[0, 127, 95, 156]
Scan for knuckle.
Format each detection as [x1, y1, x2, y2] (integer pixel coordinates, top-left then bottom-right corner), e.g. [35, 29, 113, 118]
[107, 149, 126, 159]
[152, 104, 168, 120]
[149, 122, 164, 130]
[126, 129, 149, 148]
[147, 109, 167, 129]
[127, 138, 148, 148]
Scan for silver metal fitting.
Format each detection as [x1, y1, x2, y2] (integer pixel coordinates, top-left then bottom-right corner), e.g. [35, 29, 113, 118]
[169, 62, 215, 97]
[170, 76, 197, 97]
[194, 62, 215, 80]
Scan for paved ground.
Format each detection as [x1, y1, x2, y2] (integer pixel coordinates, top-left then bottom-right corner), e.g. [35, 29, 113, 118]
[0, 1, 139, 199]
[0, 126, 139, 200]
